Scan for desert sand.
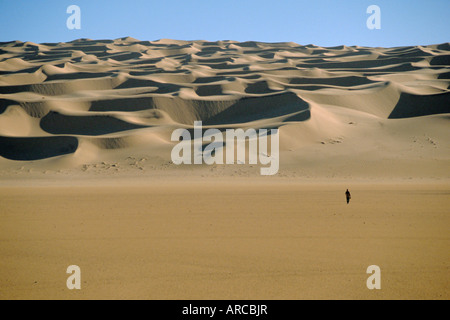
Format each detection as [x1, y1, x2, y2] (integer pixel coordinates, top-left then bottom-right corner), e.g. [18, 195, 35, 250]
[0, 182, 449, 300]
[0, 38, 449, 300]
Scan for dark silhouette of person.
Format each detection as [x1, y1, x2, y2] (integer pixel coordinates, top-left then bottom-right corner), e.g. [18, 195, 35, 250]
[345, 189, 351, 204]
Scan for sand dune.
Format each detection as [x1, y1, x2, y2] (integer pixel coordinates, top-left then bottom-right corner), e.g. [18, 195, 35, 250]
[0, 38, 448, 181]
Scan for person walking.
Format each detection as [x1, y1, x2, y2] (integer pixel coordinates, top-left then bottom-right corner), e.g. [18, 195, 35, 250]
[345, 189, 351, 204]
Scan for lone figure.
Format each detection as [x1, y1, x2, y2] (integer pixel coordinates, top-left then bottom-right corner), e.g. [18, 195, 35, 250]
[345, 189, 351, 204]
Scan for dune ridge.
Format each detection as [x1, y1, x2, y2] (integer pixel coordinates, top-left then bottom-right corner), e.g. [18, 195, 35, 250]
[0, 38, 449, 181]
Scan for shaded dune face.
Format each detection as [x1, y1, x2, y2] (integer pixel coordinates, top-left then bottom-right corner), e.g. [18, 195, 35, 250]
[389, 92, 450, 119]
[202, 93, 310, 125]
[0, 99, 15, 114]
[40, 111, 149, 136]
[0, 39, 449, 161]
[0, 136, 78, 161]
[88, 93, 310, 125]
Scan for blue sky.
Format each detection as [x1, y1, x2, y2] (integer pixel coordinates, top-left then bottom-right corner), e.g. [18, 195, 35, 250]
[0, 0, 449, 47]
